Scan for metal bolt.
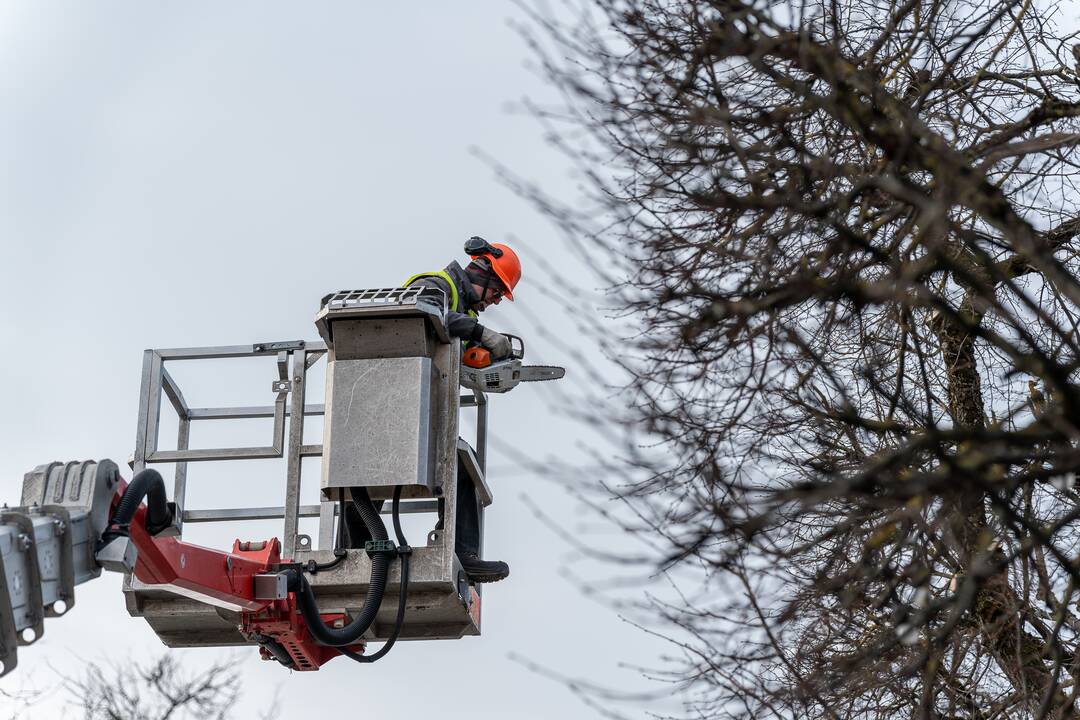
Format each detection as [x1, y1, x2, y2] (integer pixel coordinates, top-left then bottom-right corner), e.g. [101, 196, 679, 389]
[17, 534, 32, 551]
[53, 520, 66, 536]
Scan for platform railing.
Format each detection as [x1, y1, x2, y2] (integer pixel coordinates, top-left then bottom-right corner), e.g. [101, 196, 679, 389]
[132, 341, 330, 555]
[132, 339, 490, 557]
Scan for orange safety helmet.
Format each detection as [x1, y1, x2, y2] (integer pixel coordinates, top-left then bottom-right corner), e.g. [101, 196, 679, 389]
[465, 237, 522, 301]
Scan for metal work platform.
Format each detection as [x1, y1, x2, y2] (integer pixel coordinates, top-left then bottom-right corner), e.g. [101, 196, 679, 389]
[122, 287, 493, 646]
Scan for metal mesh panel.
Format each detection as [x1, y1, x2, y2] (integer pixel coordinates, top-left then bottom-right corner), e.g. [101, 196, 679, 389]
[322, 286, 445, 311]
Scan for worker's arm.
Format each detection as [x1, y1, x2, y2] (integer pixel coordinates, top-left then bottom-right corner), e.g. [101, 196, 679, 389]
[408, 275, 484, 341]
[407, 276, 510, 356]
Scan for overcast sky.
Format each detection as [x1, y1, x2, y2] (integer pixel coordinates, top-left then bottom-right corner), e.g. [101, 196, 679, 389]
[0, 3, 670, 718]
[10, 3, 1077, 718]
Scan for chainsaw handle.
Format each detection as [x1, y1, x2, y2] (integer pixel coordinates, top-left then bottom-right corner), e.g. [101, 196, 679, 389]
[462, 334, 525, 369]
[503, 334, 525, 360]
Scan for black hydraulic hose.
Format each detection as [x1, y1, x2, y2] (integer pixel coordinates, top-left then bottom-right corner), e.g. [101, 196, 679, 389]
[101, 468, 173, 541]
[252, 633, 295, 669]
[341, 555, 409, 664]
[351, 486, 388, 545]
[390, 486, 406, 547]
[286, 487, 390, 647]
[342, 485, 411, 664]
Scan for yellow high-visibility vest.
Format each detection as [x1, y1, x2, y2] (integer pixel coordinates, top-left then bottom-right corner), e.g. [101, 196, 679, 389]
[403, 270, 477, 318]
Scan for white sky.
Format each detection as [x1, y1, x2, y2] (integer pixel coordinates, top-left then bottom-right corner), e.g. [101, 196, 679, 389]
[0, 3, 670, 718]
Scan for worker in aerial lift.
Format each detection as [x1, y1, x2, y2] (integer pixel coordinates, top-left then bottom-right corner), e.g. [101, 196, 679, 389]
[402, 237, 522, 583]
[405, 236, 519, 361]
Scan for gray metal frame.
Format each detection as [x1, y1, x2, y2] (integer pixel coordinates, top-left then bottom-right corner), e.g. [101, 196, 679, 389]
[132, 341, 330, 556]
[131, 339, 491, 559]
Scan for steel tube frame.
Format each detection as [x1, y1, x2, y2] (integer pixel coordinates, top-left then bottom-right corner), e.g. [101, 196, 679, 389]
[182, 500, 439, 524]
[282, 347, 307, 557]
[133, 336, 491, 560]
[132, 342, 331, 553]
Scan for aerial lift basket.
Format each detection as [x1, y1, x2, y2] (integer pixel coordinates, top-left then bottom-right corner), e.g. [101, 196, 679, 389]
[118, 286, 493, 649]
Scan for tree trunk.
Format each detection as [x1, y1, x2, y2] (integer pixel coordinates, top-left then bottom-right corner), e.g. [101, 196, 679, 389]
[937, 291, 1075, 718]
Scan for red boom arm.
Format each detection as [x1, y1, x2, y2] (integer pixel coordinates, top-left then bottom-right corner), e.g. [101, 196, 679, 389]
[114, 480, 361, 669]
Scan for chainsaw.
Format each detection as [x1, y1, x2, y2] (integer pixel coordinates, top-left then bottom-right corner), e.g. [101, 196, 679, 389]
[460, 334, 565, 394]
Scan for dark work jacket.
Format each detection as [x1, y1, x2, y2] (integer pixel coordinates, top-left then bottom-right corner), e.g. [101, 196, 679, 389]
[405, 261, 485, 342]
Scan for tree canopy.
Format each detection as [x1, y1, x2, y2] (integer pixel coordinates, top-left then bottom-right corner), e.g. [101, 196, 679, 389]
[529, 0, 1080, 716]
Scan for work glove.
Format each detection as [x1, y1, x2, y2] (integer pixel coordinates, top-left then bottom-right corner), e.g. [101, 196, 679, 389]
[479, 327, 512, 360]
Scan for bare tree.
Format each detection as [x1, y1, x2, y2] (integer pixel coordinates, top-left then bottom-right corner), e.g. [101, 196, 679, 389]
[519, 0, 1080, 717]
[63, 654, 273, 720]
[0, 683, 45, 720]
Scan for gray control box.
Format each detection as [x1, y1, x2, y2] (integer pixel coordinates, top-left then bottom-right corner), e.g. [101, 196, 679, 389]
[316, 288, 454, 501]
[322, 356, 436, 497]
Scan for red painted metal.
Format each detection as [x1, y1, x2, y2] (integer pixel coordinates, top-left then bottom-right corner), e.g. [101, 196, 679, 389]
[241, 600, 364, 671]
[128, 509, 275, 612]
[115, 482, 365, 670]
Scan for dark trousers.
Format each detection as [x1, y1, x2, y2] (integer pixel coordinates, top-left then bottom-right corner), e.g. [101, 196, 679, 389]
[455, 463, 481, 557]
[341, 463, 481, 557]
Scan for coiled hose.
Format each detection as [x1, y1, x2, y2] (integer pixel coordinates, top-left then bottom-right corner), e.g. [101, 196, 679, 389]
[100, 468, 173, 543]
[285, 487, 391, 647]
[341, 485, 410, 664]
